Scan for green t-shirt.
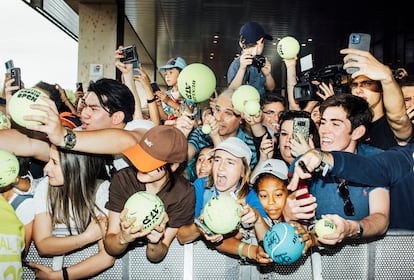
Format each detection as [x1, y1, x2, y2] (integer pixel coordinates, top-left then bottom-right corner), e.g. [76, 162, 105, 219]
[0, 195, 25, 280]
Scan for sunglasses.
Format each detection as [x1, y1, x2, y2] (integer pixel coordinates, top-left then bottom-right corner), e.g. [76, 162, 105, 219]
[337, 180, 355, 216]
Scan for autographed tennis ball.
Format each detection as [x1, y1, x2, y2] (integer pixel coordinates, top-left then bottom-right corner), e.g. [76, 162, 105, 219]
[0, 150, 19, 188]
[178, 63, 216, 103]
[8, 88, 48, 127]
[124, 191, 165, 233]
[315, 218, 336, 237]
[244, 100, 261, 115]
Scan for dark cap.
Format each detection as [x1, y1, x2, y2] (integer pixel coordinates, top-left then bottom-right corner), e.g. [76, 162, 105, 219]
[240, 21, 273, 44]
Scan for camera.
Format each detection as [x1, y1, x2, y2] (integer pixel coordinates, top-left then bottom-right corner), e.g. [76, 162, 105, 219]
[120, 45, 138, 64]
[252, 55, 266, 70]
[294, 64, 349, 102]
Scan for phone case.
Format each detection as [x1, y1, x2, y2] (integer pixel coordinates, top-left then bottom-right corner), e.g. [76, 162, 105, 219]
[5, 59, 14, 74]
[10, 67, 22, 94]
[293, 117, 310, 142]
[346, 33, 371, 74]
[194, 219, 213, 236]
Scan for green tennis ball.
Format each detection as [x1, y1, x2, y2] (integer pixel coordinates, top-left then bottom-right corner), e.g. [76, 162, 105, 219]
[0, 111, 9, 129]
[201, 124, 211, 134]
[178, 63, 216, 103]
[203, 195, 242, 234]
[232, 85, 260, 112]
[277, 36, 300, 59]
[244, 100, 261, 115]
[0, 150, 19, 188]
[315, 218, 336, 237]
[8, 88, 48, 127]
[124, 191, 165, 233]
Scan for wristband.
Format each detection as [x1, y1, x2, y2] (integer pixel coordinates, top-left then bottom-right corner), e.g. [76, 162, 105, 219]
[147, 97, 157, 104]
[247, 244, 252, 259]
[62, 267, 69, 280]
[238, 242, 246, 258]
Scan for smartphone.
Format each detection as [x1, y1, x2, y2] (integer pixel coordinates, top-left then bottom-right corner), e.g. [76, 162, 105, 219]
[10, 67, 22, 94]
[293, 117, 310, 143]
[346, 33, 371, 74]
[5, 59, 14, 74]
[76, 82, 83, 92]
[150, 82, 160, 92]
[194, 218, 213, 236]
[120, 45, 138, 64]
[132, 60, 141, 76]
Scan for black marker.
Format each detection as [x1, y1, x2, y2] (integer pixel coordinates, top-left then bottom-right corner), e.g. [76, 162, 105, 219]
[298, 160, 310, 173]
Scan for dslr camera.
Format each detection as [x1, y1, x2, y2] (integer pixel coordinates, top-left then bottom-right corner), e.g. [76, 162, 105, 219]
[120, 45, 138, 64]
[294, 64, 349, 102]
[251, 55, 266, 70]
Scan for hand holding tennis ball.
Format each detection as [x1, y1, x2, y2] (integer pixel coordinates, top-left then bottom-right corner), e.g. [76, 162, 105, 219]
[314, 218, 336, 237]
[244, 100, 260, 115]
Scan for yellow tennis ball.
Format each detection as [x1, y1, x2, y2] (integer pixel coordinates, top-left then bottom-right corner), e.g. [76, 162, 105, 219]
[244, 100, 261, 115]
[277, 36, 300, 59]
[232, 85, 260, 112]
[0, 150, 19, 188]
[203, 195, 242, 234]
[8, 88, 48, 127]
[201, 124, 211, 134]
[315, 218, 336, 237]
[124, 191, 165, 233]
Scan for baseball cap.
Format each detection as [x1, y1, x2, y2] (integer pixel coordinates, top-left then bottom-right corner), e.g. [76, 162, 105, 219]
[158, 57, 187, 72]
[250, 159, 288, 184]
[59, 112, 82, 129]
[123, 125, 187, 172]
[240, 21, 273, 45]
[208, 137, 252, 165]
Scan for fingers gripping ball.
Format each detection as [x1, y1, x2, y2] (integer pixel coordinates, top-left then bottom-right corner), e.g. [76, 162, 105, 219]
[277, 36, 300, 59]
[263, 222, 305, 264]
[315, 218, 336, 237]
[124, 191, 165, 233]
[0, 150, 19, 188]
[232, 85, 260, 113]
[177, 63, 216, 103]
[8, 88, 48, 127]
[203, 195, 242, 234]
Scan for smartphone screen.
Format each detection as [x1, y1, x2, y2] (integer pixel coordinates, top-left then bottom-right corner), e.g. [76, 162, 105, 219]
[10, 67, 22, 94]
[346, 33, 371, 74]
[293, 117, 310, 143]
[194, 219, 213, 236]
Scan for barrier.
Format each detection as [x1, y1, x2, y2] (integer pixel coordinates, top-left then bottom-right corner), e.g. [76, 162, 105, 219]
[22, 229, 414, 279]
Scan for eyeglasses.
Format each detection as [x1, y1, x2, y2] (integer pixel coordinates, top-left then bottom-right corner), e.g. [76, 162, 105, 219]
[337, 180, 355, 216]
[350, 80, 377, 89]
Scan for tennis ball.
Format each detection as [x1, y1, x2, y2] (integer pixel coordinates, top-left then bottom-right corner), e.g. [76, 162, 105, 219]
[203, 195, 242, 234]
[0, 150, 19, 188]
[314, 218, 336, 237]
[263, 222, 305, 264]
[232, 85, 260, 112]
[201, 124, 211, 134]
[124, 191, 165, 233]
[0, 111, 10, 129]
[178, 63, 216, 103]
[277, 36, 300, 59]
[8, 88, 48, 127]
[244, 100, 261, 115]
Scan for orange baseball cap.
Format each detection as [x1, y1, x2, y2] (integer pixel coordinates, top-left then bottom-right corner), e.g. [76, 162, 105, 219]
[123, 125, 187, 172]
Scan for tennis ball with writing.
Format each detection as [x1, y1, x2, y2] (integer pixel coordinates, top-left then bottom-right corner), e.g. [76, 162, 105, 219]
[124, 191, 165, 233]
[178, 63, 216, 103]
[315, 218, 336, 237]
[0, 150, 19, 188]
[201, 124, 211, 134]
[8, 88, 48, 127]
[277, 36, 300, 59]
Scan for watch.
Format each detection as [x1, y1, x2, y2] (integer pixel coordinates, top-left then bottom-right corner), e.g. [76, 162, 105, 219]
[63, 128, 77, 150]
[353, 222, 364, 239]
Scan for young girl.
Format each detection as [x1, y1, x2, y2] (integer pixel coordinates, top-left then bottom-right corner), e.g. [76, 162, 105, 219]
[177, 137, 269, 263]
[27, 145, 115, 279]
